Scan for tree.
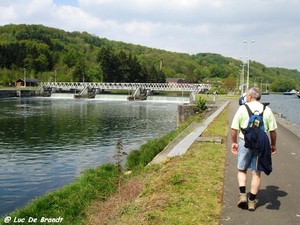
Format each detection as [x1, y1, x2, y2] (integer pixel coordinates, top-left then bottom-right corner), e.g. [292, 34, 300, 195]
[63, 49, 79, 68]
[270, 77, 297, 92]
[86, 63, 103, 82]
[34, 54, 49, 72]
[223, 76, 236, 91]
[97, 47, 120, 82]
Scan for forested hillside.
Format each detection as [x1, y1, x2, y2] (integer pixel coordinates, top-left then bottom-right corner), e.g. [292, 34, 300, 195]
[0, 24, 299, 92]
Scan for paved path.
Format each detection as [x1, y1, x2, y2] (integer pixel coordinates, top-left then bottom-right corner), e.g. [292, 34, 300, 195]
[221, 101, 300, 225]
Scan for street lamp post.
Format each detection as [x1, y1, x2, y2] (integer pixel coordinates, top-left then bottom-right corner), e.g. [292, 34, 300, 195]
[239, 56, 245, 94]
[240, 63, 245, 94]
[23, 68, 26, 88]
[243, 40, 255, 89]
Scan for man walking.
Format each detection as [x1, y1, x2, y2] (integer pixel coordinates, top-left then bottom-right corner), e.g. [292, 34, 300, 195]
[231, 87, 277, 211]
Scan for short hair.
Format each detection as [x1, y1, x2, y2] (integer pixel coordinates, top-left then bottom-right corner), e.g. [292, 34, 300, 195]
[248, 87, 261, 100]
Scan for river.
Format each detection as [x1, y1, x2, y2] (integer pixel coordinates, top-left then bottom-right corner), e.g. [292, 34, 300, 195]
[0, 96, 183, 217]
[260, 94, 300, 126]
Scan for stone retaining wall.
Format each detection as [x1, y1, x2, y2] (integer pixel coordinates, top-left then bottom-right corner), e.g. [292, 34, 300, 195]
[0, 90, 17, 98]
[177, 104, 198, 126]
[0, 90, 36, 98]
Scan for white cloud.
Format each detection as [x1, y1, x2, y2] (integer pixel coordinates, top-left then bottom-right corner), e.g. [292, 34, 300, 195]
[0, 0, 300, 70]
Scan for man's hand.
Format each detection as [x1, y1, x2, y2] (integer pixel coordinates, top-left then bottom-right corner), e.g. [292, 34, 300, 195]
[231, 143, 238, 154]
[271, 145, 276, 155]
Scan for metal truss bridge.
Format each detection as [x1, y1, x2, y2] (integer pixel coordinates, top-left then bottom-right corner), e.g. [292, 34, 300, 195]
[39, 82, 211, 93]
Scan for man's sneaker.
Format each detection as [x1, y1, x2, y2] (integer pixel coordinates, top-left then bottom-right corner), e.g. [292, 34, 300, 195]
[237, 193, 247, 208]
[248, 199, 258, 211]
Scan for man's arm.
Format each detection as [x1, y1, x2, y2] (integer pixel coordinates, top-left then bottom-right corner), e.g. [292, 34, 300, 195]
[270, 130, 277, 154]
[231, 129, 238, 154]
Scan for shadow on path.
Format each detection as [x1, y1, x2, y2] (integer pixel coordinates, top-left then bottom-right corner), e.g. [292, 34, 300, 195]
[257, 185, 288, 210]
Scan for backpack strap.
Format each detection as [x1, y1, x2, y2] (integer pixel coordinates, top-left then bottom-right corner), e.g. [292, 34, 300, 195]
[244, 104, 252, 117]
[241, 104, 252, 135]
[242, 104, 266, 135]
[244, 103, 266, 117]
[260, 105, 266, 116]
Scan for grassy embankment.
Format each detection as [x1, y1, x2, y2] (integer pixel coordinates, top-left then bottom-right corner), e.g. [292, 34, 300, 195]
[85, 101, 229, 225]
[0, 96, 232, 225]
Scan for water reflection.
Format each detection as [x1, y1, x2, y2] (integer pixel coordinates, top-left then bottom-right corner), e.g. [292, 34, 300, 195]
[0, 98, 178, 216]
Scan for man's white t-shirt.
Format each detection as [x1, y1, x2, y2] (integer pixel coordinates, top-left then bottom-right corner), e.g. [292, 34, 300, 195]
[231, 101, 277, 139]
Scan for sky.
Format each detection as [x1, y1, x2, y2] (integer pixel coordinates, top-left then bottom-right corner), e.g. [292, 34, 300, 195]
[1, 0, 300, 70]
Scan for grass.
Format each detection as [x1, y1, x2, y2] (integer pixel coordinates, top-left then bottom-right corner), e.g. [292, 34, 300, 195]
[85, 104, 229, 225]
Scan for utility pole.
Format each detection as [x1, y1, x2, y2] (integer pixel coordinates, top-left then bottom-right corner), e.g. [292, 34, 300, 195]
[243, 40, 255, 89]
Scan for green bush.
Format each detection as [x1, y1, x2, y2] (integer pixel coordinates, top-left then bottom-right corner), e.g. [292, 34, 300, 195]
[196, 96, 207, 112]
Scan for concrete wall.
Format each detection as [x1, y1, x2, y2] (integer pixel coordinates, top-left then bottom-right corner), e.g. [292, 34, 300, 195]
[177, 104, 198, 126]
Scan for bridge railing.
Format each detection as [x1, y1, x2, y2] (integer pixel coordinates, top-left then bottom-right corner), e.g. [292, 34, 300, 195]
[39, 82, 211, 92]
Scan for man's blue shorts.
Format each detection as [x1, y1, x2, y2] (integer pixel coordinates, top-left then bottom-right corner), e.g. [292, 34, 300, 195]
[237, 139, 261, 171]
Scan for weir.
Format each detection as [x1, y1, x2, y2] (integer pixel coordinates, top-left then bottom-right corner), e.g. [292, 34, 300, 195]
[36, 82, 211, 103]
[50, 93, 189, 102]
[39, 82, 211, 92]
[73, 86, 96, 99]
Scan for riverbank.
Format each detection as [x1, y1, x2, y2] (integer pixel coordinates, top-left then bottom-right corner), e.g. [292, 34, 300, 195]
[275, 113, 300, 138]
[0, 99, 224, 225]
[0, 98, 180, 219]
[85, 101, 229, 224]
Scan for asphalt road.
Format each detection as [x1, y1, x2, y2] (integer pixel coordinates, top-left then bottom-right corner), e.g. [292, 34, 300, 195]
[221, 101, 300, 225]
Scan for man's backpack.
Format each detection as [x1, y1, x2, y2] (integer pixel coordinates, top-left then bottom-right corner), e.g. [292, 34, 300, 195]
[242, 104, 272, 175]
[242, 104, 267, 151]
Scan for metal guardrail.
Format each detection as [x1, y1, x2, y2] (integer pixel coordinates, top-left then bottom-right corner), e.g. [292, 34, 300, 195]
[39, 82, 211, 92]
